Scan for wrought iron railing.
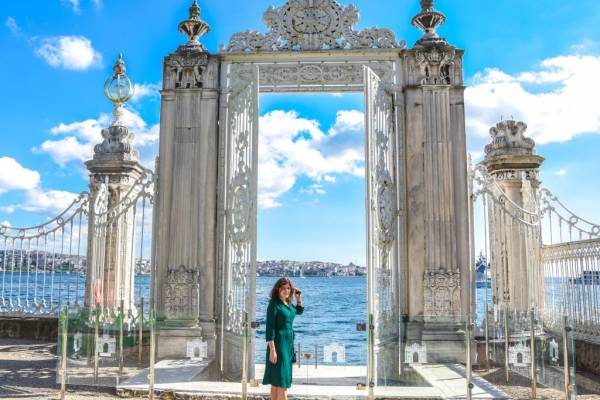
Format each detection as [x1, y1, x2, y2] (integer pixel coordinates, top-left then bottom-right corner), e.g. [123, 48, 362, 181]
[0, 193, 89, 315]
[471, 161, 600, 343]
[0, 168, 155, 319]
[539, 188, 600, 342]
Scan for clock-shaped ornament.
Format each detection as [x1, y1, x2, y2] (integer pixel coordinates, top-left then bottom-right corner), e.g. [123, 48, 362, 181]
[224, 0, 405, 52]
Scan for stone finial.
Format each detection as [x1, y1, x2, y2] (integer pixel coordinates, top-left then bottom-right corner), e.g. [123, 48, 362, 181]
[95, 53, 138, 162]
[411, 0, 447, 47]
[178, 0, 210, 50]
[484, 120, 535, 158]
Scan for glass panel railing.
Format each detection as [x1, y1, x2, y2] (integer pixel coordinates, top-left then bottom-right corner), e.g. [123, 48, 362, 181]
[373, 313, 470, 399]
[57, 304, 151, 393]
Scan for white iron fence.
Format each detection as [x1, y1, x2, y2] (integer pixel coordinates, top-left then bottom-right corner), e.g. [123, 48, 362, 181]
[471, 162, 600, 342]
[0, 169, 155, 319]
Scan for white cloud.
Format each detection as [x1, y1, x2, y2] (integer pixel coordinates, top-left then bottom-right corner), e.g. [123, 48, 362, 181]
[0, 220, 10, 226]
[300, 184, 326, 196]
[258, 109, 364, 208]
[19, 188, 78, 213]
[0, 158, 78, 216]
[132, 82, 161, 102]
[0, 188, 79, 215]
[35, 35, 102, 70]
[61, 0, 80, 13]
[555, 168, 567, 177]
[466, 55, 600, 145]
[36, 107, 159, 168]
[6, 17, 20, 35]
[0, 157, 41, 194]
[36, 136, 93, 166]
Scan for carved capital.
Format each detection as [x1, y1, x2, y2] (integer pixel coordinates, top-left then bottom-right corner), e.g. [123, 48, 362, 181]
[164, 50, 218, 90]
[485, 120, 536, 158]
[409, 44, 458, 86]
[93, 125, 139, 162]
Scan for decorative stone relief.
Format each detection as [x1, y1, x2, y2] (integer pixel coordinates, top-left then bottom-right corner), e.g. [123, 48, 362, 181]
[485, 120, 536, 158]
[404, 342, 427, 364]
[423, 269, 461, 318]
[258, 61, 393, 91]
[93, 125, 139, 162]
[223, 0, 405, 52]
[412, 45, 456, 85]
[164, 51, 218, 90]
[490, 169, 539, 182]
[164, 265, 200, 319]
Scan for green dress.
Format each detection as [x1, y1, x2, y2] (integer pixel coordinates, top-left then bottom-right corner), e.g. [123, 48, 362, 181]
[262, 298, 304, 388]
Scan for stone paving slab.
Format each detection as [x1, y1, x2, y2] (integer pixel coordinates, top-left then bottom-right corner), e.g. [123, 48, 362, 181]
[412, 364, 510, 399]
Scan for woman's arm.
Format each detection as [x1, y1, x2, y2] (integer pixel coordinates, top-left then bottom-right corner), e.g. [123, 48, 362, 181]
[295, 292, 304, 315]
[265, 301, 278, 364]
[265, 301, 276, 342]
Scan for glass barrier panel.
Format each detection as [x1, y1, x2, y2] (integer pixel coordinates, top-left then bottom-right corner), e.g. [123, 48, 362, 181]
[58, 305, 151, 391]
[374, 314, 470, 399]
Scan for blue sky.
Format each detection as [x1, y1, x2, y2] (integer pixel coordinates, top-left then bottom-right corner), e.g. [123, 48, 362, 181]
[1, 0, 600, 264]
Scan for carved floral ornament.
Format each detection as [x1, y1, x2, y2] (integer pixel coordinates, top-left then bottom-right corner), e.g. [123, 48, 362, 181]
[412, 45, 456, 85]
[222, 0, 406, 52]
[485, 120, 536, 157]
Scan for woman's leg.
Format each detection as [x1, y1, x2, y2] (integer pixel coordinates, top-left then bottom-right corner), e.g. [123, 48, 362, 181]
[270, 385, 277, 400]
[282, 388, 288, 400]
[274, 386, 285, 400]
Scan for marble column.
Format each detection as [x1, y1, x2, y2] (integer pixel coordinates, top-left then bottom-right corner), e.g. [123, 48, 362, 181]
[152, 1, 219, 359]
[402, 0, 471, 362]
[482, 120, 544, 312]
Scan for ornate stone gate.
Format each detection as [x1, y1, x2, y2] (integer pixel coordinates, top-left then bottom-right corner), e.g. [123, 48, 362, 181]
[152, 0, 471, 384]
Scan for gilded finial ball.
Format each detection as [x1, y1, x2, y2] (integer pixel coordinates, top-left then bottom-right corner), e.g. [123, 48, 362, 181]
[103, 53, 134, 106]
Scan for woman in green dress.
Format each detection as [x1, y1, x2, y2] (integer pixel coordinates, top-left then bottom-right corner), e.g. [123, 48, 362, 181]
[262, 277, 304, 400]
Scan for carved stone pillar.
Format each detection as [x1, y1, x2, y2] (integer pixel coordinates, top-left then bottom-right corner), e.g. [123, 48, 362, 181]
[402, 0, 470, 363]
[85, 55, 144, 315]
[482, 120, 544, 312]
[152, 1, 218, 359]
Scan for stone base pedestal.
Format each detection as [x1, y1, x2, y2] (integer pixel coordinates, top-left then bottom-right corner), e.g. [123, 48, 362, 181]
[404, 319, 475, 364]
[157, 326, 205, 360]
[421, 324, 468, 364]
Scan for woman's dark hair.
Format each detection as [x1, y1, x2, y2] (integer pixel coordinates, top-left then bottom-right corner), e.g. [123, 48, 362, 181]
[269, 277, 295, 302]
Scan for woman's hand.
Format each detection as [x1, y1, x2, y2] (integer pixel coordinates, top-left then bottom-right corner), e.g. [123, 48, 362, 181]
[269, 350, 278, 364]
[295, 289, 302, 306]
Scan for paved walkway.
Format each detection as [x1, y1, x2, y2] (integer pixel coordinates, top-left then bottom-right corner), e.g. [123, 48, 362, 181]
[118, 362, 507, 399]
[3, 339, 600, 399]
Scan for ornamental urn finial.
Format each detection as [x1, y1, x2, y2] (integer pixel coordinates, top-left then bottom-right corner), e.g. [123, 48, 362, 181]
[178, 0, 210, 49]
[411, 0, 447, 47]
[103, 53, 134, 126]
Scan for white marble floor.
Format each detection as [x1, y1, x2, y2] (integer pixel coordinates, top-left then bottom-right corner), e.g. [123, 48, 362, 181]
[118, 362, 510, 399]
